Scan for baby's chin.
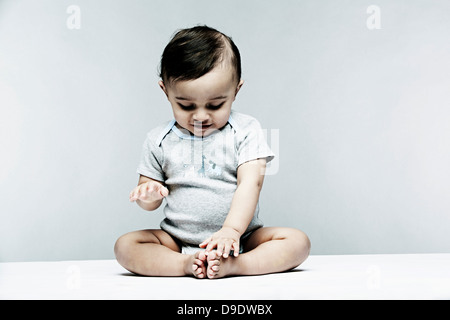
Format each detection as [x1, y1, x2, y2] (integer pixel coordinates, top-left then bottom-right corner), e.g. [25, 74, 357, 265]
[190, 128, 216, 137]
[188, 123, 227, 137]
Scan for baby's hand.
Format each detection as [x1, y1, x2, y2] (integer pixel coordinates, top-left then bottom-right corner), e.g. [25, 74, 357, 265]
[129, 180, 169, 203]
[199, 227, 241, 258]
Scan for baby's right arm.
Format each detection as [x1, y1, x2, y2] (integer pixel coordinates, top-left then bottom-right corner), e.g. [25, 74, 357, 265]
[129, 175, 169, 211]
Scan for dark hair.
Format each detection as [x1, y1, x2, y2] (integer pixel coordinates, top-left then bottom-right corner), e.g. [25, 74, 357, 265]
[159, 25, 241, 84]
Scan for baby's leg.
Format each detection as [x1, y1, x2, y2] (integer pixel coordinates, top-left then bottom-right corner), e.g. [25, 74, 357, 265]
[114, 229, 206, 278]
[206, 227, 310, 279]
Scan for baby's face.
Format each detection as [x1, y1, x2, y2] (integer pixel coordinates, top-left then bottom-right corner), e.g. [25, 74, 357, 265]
[160, 65, 243, 137]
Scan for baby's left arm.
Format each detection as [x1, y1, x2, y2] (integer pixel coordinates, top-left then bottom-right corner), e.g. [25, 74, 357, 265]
[199, 158, 267, 257]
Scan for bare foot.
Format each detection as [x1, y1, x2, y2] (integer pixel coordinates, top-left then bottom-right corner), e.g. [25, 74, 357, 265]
[206, 250, 236, 279]
[187, 251, 207, 279]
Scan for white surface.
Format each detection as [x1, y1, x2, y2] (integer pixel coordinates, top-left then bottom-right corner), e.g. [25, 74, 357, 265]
[1, 253, 449, 300]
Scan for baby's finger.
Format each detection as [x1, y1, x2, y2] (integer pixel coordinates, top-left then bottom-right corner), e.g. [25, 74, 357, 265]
[129, 187, 140, 201]
[216, 242, 225, 257]
[199, 237, 211, 248]
[137, 183, 149, 198]
[144, 183, 154, 197]
[205, 240, 218, 253]
[159, 185, 169, 197]
[232, 242, 240, 257]
[223, 242, 232, 258]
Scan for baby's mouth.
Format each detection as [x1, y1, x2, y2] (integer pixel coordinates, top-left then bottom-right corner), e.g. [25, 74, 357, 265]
[192, 123, 212, 131]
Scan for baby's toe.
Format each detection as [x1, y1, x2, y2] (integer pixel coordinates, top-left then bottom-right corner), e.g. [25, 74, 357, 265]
[192, 254, 207, 279]
[211, 264, 220, 272]
[206, 250, 219, 261]
[195, 267, 205, 278]
[207, 259, 220, 278]
[198, 251, 207, 261]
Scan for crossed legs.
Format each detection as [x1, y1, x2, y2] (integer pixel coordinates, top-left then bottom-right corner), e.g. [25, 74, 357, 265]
[114, 227, 310, 279]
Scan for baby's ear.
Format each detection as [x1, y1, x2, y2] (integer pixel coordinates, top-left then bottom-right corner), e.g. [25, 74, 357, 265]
[235, 79, 244, 97]
[159, 80, 169, 98]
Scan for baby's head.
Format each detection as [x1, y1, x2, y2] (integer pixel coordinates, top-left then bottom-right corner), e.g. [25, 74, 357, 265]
[160, 25, 241, 85]
[159, 26, 244, 137]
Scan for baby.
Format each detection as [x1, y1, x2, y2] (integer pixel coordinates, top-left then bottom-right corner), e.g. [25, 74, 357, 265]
[114, 26, 310, 279]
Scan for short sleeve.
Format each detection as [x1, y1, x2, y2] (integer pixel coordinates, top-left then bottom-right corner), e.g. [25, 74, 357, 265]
[136, 134, 165, 182]
[237, 117, 275, 167]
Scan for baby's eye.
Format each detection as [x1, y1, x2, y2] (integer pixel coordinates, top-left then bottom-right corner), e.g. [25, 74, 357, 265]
[178, 103, 196, 111]
[206, 102, 225, 110]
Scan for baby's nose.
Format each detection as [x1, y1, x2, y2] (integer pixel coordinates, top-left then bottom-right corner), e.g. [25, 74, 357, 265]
[193, 110, 209, 122]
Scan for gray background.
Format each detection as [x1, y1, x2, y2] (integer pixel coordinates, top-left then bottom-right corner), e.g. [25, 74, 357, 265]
[1, 0, 449, 262]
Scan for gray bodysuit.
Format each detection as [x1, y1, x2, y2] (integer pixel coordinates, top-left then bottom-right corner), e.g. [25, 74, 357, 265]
[137, 111, 275, 254]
